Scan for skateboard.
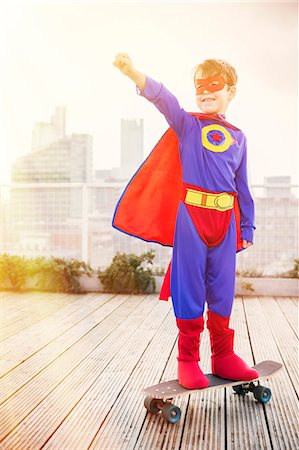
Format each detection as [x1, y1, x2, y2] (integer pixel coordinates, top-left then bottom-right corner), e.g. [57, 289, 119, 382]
[142, 360, 283, 423]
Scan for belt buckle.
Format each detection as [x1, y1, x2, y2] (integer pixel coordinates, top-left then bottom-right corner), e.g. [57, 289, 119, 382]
[214, 193, 232, 210]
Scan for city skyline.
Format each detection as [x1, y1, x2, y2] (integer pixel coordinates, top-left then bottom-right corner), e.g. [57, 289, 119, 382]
[9, 106, 146, 184]
[0, 2, 298, 185]
[8, 105, 299, 193]
[4, 103, 299, 192]
[1, 103, 298, 274]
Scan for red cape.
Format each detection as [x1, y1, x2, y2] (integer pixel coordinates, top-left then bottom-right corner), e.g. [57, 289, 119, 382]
[112, 113, 245, 300]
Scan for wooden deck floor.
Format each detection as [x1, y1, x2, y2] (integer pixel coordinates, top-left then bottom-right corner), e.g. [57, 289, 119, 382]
[0, 291, 298, 450]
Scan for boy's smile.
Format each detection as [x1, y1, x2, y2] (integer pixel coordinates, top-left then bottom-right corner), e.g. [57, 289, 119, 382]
[195, 71, 236, 115]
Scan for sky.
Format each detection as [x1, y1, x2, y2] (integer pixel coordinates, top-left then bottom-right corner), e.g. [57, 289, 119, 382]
[0, 0, 298, 186]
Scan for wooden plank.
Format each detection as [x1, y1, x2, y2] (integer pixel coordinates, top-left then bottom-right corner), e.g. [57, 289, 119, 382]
[1, 291, 58, 317]
[1, 292, 69, 315]
[1, 294, 297, 449]
[47, 301, 175, 450]
[1, 291, 71, 311]
[275, 296, 298, 337]
[0, 292, 86, 353]
[0, 295, 167, 449]
[244, 297, 299, 449]
[0, 293, 115, 368]
[0, 294, 142, 403]
[0, 293, 150, 443]
[260, 297, 298, 396]
[227, 297, 272, 450]
[1, 293, 77, 340]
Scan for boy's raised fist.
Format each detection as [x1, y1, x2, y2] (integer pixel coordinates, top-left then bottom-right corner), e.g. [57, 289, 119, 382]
[113, 53, 134, 76]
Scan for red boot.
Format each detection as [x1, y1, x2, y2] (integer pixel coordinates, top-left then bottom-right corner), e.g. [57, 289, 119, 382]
[176, 316, 210, 389]
[207, 310, 259, 381]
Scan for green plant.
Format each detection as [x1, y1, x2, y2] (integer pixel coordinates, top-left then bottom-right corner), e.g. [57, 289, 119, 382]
[236, 267, 264, 277]
[0, 254, 93, 292]
[99, 250, 156, 294]
[35, 257, 93, 293]
[278, 258, 299, 279]
[0, 254, 28, 290]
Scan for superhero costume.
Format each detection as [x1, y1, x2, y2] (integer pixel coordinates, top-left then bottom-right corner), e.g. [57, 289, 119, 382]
[112, 75, 259, 387]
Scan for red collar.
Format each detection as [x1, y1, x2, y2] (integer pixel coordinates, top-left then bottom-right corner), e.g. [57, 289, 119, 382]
[189, 112, 241, 131]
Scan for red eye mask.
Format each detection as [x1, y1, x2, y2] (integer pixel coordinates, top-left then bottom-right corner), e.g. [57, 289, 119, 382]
[195, 74, 226, 95]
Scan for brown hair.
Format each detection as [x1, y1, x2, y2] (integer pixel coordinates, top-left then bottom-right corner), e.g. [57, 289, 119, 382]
[193, 59, 238, 86]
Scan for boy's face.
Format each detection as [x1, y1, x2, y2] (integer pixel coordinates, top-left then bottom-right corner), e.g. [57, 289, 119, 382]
[195, 70, 236, 115]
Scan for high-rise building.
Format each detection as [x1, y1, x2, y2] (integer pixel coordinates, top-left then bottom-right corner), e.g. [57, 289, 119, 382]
[5, 108, 93, 258]
[11, 133, 92, 183]
[120, 118, 143, 169]
[237, 176, 298, 275]
[98, 118, 144, 182]
[32, 106, 66, 152]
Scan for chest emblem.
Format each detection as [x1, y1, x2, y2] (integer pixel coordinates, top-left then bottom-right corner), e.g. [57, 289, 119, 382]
[202, 124, 236, 152]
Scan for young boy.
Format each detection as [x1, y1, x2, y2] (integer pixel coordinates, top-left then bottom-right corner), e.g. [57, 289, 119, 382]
[112, 53, 259, 389]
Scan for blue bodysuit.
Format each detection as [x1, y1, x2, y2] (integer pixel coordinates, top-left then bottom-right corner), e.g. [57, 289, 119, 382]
[136, 76, 256, 320]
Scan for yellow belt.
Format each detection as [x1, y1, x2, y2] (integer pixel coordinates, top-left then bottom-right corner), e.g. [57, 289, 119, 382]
[184, 188, 234, 212]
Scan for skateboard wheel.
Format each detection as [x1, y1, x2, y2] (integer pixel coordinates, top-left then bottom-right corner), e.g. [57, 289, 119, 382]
[253, 386, 272, 403]
[144, 396, 161, 414]
[161, 403, 181, 424]
[232, 385, 247, 396]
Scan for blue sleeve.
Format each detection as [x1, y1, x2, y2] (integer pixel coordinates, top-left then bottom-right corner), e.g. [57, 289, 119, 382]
[136, 75, 193, 141]
[235, 137, 256, 244]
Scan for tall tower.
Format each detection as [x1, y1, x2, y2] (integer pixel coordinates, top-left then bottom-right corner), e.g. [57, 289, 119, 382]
[32, 106, 66, 152]
[51, 105, 66, 139]
[120, 118, 143, 178]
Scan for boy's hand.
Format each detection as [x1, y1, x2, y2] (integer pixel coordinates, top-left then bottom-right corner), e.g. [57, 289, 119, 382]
[113, 53, 146, 90]
[113, 53, 135, 77]
[242, 239, 253, 249]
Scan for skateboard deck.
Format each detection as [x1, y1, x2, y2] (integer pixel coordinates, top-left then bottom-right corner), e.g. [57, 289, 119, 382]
[142, 360, 283, 423]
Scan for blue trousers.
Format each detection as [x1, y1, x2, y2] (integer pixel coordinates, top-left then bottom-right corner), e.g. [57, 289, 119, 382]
[170, 201, 237, 319]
